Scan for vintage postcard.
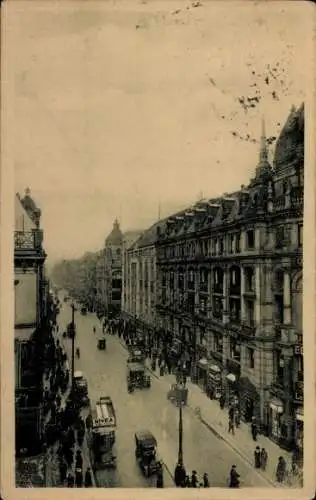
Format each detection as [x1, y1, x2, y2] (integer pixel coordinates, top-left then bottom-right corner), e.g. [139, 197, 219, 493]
[1, 0, 315, 499]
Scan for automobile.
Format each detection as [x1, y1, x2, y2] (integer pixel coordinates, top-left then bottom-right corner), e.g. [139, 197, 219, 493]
[135, 431, 159, 477]
[127, 348, 145, 364]
[127, 363, 150, 392]
[73, 371, 90, 406]
[167, 383, 188, 406]
[97, 337, 106, 350]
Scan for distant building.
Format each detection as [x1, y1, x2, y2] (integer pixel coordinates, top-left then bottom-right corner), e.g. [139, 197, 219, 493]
[14, 188, 49, 456]
[103, 219, 123, 315]
[122, 223, 165, 341]
[155, 106, 304, 452]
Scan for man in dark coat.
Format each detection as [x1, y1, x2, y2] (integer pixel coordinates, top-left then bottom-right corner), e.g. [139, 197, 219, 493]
[84, 467, 93, 487]
[229, 465, 240, 488]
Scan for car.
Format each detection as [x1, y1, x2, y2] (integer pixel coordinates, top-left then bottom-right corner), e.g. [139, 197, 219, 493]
[73, 371, 90, 406]
[135, 431, 159, 477]
[97, 337, 106, 350]
[127, 363, 150, 392]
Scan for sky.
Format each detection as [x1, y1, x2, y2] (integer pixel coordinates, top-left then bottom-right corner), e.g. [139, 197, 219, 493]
[5, 0, 312, 265]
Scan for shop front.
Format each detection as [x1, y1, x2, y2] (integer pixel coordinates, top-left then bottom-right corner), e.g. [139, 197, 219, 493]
[225, 359, 241, 404]
[268, 397, 284, 444]
[238, 376, 260, 422]
[196, 358, 208, 390]
[294, 406, 304, 467]
[206, 364, 222, 399]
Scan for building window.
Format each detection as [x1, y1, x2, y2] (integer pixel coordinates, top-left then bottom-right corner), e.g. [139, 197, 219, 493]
[276, 352, 284, 386]
[213, 296, 223, 319]
[246, 229, 255, 249]
[235, 233, 240, 253]
[228, 234, 234, 253]
[275, 226, 285, 249]
[245, 267, 255, 292]
[229, 298, 240, 322]
[188, 269, 195, 290]
[200, 268, 208, 292]
[219, 238, 224, 254]
[245, 299, 255, 326]
[199, 296, 207, 315]
[246, 347, 255, 369]
[275, 295, 284, 324]
[187, 292, 195, 313]
[230, 339, 241, 362]
[298, 224, 303, 247]
[214, 333, 223, 353]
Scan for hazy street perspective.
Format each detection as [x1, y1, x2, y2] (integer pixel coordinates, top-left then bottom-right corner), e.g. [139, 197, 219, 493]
[8, 0, 311, 491]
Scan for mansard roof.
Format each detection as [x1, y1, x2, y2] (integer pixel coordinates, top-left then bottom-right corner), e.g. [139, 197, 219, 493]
[273, 103, 304, 171]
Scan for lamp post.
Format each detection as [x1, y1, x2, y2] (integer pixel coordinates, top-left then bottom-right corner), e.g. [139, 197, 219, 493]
[70, 303, 76, 391]
[174, 360, 187, 486]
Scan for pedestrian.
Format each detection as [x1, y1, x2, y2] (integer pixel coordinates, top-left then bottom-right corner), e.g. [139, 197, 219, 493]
[184, 475, 191, 487]
[228, 417, 235, 435]
[67, 472, 75, 488]
[228, 405, 234, 421]
[254, 446, 261, 468]
[84, 467, 93, 487]
[229, 465, 240, 488]
[234, 408, 240, 428]
[219, 393, 225, 409]
[261, 448, 268, 471]
[174, 462, 186, 487]
[251, 416, 258, 441]
[75, 450, 83, 469]
[156, 462, 164, 488]
[75, 468, 83, 487]
[58, 457, 67, 484]
[191, 470, 198, 488]
[276, 456, 286, 483]
[202, 472, 210, 487]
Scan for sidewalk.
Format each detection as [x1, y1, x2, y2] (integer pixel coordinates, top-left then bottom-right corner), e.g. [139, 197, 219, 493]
[116, 337, 301, 488]
[147, 366, 302, 488]
[44, 325, 96, 487]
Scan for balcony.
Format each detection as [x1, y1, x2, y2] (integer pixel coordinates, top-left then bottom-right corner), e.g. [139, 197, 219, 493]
[291, 186, 304, 209]
[14, 230, 43, 252]
[293, 381, 303, 402]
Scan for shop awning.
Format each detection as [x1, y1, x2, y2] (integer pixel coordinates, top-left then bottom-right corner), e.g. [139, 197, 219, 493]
[269, 399, 283, 413]
[226, 373, 236, 383]
[296, 408, 304, 422]
[198, 358, 208, 369]
[209, 364, 221, 373]
[15, 328, 35, 341]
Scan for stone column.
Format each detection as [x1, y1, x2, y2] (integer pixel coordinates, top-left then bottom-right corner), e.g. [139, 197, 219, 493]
[283, 271, 291, 325]
[222, 268, 229, 324]
[255, 265, 261, 324]
[240, 266, 246, 322]
[282, 348, 294, 448]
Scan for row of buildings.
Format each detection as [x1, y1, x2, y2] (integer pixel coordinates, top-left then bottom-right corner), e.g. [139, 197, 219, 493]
[59, 104, 304, 453]
[14, 188, 54, 457]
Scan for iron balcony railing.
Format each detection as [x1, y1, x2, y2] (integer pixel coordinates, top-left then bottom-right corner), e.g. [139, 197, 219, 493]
[14, 230, 43, 250]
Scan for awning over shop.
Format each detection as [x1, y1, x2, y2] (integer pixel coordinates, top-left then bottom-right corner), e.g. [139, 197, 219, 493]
[15, 328, 35, 341]
[269, 398, 283, 413]
[209, 364, 221, 373]
[198, 358, 208, 369]
[226, 373, 236, 383]
[296, 408, 304, 422]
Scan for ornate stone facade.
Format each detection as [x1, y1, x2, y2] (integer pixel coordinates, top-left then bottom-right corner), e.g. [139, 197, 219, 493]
[155, 106, 304, 450]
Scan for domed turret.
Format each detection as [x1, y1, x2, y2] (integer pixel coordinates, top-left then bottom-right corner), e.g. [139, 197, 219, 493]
[273, 104, 304, 171]
[105, 219, 123, 246]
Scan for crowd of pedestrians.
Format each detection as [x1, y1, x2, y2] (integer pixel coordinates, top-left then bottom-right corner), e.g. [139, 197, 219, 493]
[42, 301, 94, 488]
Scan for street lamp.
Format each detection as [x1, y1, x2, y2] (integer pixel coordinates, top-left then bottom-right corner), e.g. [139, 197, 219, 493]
[69, 303, 76, 391]
[174, 361, 187, 487]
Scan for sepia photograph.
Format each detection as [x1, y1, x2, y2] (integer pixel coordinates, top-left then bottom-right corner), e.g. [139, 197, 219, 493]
[1, 0, 315, 497]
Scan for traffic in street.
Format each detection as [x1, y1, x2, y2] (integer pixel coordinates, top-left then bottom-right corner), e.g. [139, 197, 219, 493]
[57, 293, 273, 488]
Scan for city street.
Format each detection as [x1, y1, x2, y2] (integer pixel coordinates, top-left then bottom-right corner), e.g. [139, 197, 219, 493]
[57, 296, 273, 488]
